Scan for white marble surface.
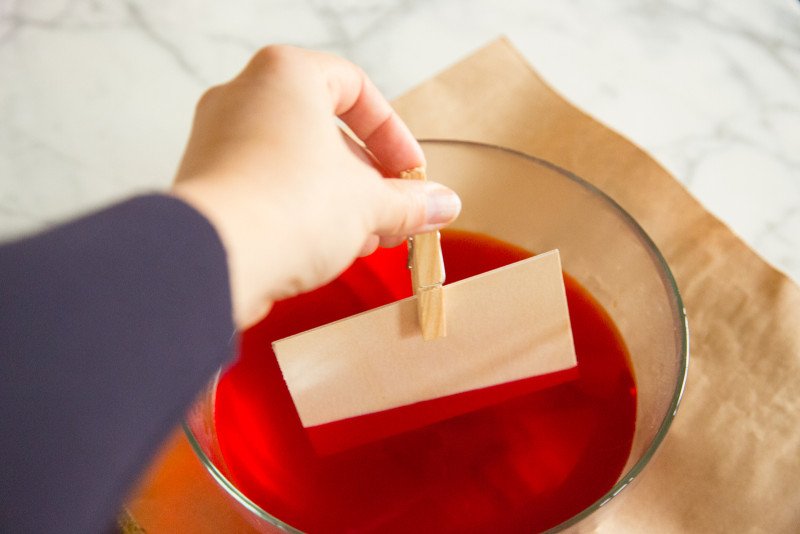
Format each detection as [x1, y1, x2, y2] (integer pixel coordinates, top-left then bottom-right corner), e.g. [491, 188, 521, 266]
[1, 0, 799, 284]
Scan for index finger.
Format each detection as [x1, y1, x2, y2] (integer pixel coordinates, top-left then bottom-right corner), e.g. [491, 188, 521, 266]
[311, 51, 426, 175]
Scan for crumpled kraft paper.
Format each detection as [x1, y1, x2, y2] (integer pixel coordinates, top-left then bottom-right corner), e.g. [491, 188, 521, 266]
[393, 36, 800, 534]
[126, 37, 800, 533]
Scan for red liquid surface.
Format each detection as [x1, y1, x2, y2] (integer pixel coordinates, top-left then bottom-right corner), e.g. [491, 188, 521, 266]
[215, 230, 636, 534]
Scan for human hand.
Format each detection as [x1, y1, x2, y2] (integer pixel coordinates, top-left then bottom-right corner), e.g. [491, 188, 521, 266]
[171, 46, 461, 328]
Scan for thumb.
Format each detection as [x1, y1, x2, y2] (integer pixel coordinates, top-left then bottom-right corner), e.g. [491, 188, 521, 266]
[371, 178, 461, 238]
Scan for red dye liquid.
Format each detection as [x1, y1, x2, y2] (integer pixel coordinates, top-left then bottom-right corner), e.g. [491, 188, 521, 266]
[215, 230, 636, 534]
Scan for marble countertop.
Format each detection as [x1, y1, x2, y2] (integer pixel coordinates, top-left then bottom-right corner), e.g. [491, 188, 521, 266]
[1, 0, 798, 284]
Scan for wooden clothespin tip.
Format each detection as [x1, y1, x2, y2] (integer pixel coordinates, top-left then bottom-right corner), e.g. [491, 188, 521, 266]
[401, 167, 447, 340]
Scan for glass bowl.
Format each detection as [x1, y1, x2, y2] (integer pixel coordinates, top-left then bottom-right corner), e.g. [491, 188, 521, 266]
[184, 140, 689, 533]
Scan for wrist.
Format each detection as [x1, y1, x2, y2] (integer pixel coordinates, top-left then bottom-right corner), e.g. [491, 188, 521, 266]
[170, 180, 275, 329]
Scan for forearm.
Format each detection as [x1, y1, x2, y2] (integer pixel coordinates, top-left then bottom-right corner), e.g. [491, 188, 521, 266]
[0, 194, 236, 533]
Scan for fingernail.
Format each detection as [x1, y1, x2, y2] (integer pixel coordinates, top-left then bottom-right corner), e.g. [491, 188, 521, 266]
[424, 184, 461, 228]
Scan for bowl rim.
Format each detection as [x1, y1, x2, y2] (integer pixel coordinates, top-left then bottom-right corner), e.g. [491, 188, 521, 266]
[183, 139, 689, 534]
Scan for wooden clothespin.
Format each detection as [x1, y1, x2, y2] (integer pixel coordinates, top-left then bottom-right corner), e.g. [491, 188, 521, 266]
[401, 167, 446, 340]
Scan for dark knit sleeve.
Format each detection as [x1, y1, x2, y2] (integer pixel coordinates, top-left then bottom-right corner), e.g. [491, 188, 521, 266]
[0, 194, 237, 533]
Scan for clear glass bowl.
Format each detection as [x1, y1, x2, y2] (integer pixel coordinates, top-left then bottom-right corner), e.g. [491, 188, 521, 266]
[184, 140, 689, 533]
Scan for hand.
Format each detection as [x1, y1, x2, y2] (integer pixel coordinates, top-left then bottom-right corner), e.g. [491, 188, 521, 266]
[171, 45, 461, 328]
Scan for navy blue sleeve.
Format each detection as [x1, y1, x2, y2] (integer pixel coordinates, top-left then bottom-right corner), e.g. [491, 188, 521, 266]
[0, 194, 237, 533]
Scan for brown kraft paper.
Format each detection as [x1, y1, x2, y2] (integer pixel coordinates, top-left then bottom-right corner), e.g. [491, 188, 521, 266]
[391, 36, 800, 534]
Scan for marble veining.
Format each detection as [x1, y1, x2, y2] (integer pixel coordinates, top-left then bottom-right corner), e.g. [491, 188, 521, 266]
[1, 0, 799, 283]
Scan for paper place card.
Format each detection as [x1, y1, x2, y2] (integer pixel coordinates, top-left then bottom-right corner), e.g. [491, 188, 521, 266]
[274, 249, 577, 451]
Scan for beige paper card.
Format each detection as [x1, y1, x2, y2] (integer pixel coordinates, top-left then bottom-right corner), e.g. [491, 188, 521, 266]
[274, 250, 576, 430]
